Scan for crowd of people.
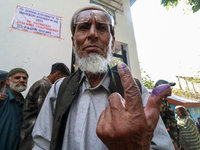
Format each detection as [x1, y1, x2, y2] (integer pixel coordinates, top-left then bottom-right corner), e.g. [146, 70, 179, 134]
[0, 3, 200, 150]
[154, 79, 200, 150]
[0, 63, 70, 150]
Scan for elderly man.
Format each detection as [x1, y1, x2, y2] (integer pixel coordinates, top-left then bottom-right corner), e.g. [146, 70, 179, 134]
[32, 4, 174, 150]
[0, 68, 28, 150]
[19, 62, 70, 150]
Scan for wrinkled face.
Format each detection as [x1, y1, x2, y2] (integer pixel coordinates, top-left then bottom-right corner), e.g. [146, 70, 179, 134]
[7, 72, 28, 93]
[72, 10, 115, 59]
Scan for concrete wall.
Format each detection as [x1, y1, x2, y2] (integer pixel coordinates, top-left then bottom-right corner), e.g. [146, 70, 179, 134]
[114, 0, 141, 81]
[0, 0, 141, 96]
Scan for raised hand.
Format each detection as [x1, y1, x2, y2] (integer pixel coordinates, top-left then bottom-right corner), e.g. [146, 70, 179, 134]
[96, 62, 171, 150]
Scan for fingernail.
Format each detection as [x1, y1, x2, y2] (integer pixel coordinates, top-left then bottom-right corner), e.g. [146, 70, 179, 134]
[118, 62, 126, 72]
[152, 84, 170, 97]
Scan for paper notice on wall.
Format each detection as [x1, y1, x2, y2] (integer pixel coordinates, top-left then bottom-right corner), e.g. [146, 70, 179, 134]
[11, 5, 62, 39]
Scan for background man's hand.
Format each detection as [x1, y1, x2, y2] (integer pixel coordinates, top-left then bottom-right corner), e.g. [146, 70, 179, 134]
[0, 92, 8, 100]
[96, 62, 171, 150]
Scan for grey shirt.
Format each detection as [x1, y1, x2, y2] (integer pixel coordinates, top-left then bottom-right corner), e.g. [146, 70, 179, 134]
[32, 73, 175, 150]
[62, 72, 110, 149]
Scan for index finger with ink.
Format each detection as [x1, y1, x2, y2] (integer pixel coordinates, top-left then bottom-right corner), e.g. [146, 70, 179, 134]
[117, 62, 143, 112]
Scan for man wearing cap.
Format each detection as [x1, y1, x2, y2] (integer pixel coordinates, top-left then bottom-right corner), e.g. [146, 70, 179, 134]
[0, 68, 28, 150]
[0, 70, 9, 100]
[19, 63, 70, 150]
[154, 79, 179, 150]
[32, 4, 174, 150]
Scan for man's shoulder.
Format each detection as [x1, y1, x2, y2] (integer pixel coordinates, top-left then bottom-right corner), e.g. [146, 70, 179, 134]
[25, 78, 49, 99]
[51, 77, 66, 95]
[54, 77, 65, 87]
[35, 77, 49, 86]
[59, 70, 80, 87]
[5, 89, 15, 100]
[30, 77, 50, 89]
[56, 71, 81, 100]
[0, 90, 14, 106]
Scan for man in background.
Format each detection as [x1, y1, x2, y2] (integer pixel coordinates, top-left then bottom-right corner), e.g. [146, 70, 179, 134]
[154, 79, 179, 150]
[0, 70, 9, 100]
[187, 109, 200, 133]
[0, 68, 28, 150]
[19, 63, 70, 150]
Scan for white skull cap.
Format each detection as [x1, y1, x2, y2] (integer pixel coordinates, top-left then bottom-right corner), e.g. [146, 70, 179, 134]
[70, 4, 109, 35]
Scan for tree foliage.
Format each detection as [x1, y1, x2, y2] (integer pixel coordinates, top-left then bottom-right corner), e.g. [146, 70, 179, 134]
[173, 71, 200, 100]
[140, 67, 155, 89]
[110, 58, 122, 68]
[161, 0, 200, 13]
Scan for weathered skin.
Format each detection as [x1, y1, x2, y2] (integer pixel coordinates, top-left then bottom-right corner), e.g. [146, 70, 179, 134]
[96, 62, 171, 150]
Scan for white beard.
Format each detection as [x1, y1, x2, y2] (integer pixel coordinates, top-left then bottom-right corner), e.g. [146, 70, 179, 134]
[9, 80, 27, 93]
[74, 39, 113, 74]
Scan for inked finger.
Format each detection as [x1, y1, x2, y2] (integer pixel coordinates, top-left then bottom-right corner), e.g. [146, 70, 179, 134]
[117, 62, 143, 112]
[144, 84, 171, 127]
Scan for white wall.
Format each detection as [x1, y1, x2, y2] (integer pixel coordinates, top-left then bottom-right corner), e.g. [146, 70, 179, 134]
[114, 0, 141, 81]
[0, 0, 141, 96]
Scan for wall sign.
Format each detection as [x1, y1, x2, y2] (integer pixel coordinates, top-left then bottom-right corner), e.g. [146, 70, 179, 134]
[11, 5, 62, 39]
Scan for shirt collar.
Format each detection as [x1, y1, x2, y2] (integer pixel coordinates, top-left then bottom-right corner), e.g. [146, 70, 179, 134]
[79, 72, 86, 84]
[6, 88, 25, 104]
[79, 71, 110, 93]
[100, 72, 110, 92]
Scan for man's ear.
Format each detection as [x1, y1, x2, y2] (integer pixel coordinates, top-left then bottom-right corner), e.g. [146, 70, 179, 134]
[111, 36, 115, 54]
[55, 71, 61, 78]
[6, 78, 10, 86]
